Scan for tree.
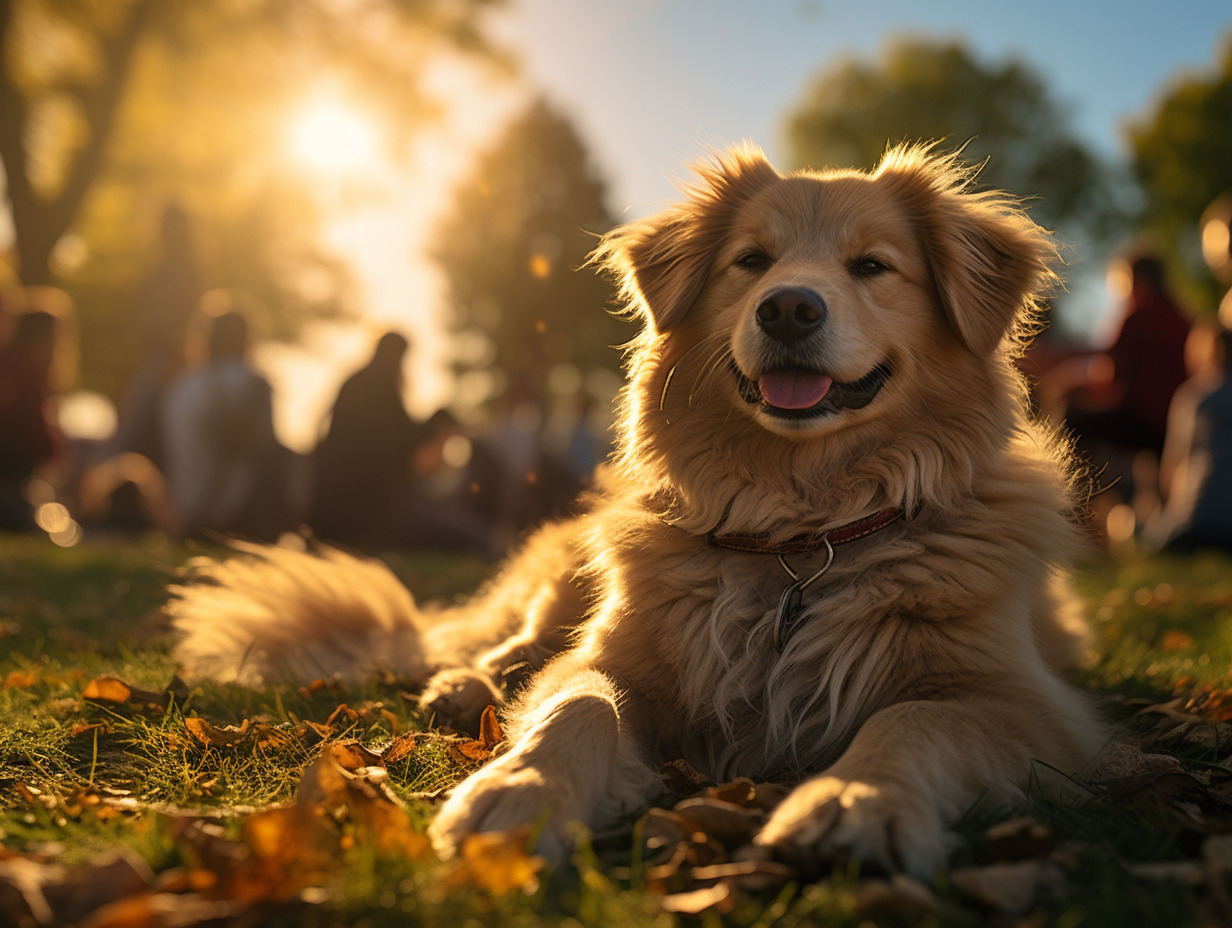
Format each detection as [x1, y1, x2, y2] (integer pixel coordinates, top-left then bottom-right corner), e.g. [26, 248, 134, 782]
[0, 0, 504, 395]
[784, 39, 1126, 252]
[1128, 36, 1232, 310]
[433, 99, 627, 413]
[0, 0, 503, 286]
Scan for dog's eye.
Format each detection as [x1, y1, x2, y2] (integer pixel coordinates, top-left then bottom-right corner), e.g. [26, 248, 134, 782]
[735, 250, 772, 272]
[849, 256, 890, 278]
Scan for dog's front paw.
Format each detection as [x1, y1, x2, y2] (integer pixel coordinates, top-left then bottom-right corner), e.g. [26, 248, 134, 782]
[429, 756, 574, 861]
[419, 667, 503, 735]
[754, 777, 949, 878]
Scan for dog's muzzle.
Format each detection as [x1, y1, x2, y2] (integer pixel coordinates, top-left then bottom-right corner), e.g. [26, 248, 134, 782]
[735, 361, 891, 419]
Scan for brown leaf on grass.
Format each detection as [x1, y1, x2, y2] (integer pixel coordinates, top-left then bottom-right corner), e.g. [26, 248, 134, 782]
[82, 675, 178, 710]
[442, 827, 543, 895]
[328, 740, 384, 772]
[249, 723, 299, 751]
[3, 669, 36, 689]
[382, 731, 418, 763]
[84, 675, 134, 703]
[300, 720, 337, 744]
[446, 704, 505, 764]
[185, 717, 252, 748]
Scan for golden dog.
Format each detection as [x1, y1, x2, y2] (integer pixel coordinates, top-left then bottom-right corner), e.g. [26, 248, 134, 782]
[171, 143, 1104, 877]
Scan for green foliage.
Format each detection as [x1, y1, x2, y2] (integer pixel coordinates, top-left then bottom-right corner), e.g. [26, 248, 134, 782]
[432, 99, 629, 413]
[1128, 37, 1232, 311]
[783, 38, 1128, 252]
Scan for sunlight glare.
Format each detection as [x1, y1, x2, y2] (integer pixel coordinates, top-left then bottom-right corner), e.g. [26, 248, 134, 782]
[287, 97, 381, 176]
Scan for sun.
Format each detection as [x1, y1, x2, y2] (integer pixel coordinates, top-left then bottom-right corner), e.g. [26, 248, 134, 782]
[286, 95, 382, 177]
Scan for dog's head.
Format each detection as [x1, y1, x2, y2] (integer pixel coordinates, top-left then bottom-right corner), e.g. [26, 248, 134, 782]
[602, 143, 1055, 436]
[597, 143, 1059, 524]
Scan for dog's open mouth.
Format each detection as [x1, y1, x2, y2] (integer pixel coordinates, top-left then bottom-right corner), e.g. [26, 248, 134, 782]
[735, 362, 891, 418]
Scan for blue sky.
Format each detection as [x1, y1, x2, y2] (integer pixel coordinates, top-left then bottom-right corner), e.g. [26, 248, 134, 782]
[493, 0, 1231, 216]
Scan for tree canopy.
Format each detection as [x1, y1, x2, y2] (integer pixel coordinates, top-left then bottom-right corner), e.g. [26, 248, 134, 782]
[0, 0, 504, 395]
[783, 38, 1126, 254]
[1128, 37, 1232, 310]
[432, 99, 627, 414]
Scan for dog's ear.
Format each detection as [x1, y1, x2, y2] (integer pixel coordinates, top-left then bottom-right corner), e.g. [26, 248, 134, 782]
[595, 144, 779, 333]
[876, 146, 1059, 355]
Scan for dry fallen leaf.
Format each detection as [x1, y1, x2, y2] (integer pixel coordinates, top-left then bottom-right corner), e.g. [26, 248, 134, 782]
[82, 675, 181, 710]
[83, 675, 133, 704]
[3, 669, 36, 689]
[329, 740, 385, 772]
[382, 731, 418, 763]
[185, 717, 252, 748]
[442, 828, 543, 896]
[447, 704, 506, 764]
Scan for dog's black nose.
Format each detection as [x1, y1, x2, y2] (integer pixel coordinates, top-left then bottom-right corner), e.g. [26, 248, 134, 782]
[755, 288, 827, 344]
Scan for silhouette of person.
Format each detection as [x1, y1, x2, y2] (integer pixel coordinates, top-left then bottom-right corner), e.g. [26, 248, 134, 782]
[309, 331, 494, 554]
[113, 202, 203, 468]
[307, 331, 428, 542]
[1153, 304, 1232, 553]
[0, 308, 63, 529]
[1065, 251, 1193, 458]
[160, 294, 290, 540]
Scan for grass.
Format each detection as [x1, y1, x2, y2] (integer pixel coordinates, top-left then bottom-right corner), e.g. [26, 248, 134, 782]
[3, 532, 1232, 926]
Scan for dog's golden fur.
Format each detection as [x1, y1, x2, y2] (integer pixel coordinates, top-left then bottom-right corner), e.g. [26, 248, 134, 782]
[170, 143, 1104, 876]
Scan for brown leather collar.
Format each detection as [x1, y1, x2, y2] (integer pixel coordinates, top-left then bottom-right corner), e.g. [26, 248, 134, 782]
[706, 506, 908, 555]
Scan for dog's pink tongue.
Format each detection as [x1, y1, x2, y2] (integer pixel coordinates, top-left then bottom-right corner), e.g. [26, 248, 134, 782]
[758, 370, 833, 409]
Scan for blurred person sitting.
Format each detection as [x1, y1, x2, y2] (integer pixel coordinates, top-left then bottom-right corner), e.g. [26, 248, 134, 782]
[160, 293, 291, 540]
[1063, 251, 1193, 459]
[308, 331, 493, 555]
[0, 306, 65, 529]
[1153, 296, 1232, 554]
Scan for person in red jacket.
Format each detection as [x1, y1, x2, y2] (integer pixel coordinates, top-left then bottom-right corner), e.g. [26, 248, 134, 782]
[1065, 252, 1193, 456]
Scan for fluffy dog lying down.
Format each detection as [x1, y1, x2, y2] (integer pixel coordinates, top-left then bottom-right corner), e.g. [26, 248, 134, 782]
[171, 143, 1104, 877]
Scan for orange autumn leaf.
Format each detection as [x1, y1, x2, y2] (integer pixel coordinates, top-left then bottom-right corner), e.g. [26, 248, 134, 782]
[185, 717, 252, 748]
[83, 675, 133, 704]
[443, 827, 543, 895]
[382, 731, 418, 763]
[478, 704, 504, 747]
[3, 669, 36, 689]
[448, 705, 506, 764]
[329, 740, 384, 771]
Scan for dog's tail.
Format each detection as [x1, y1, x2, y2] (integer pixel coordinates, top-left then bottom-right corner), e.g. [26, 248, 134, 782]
[168, 541, 430, 687]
